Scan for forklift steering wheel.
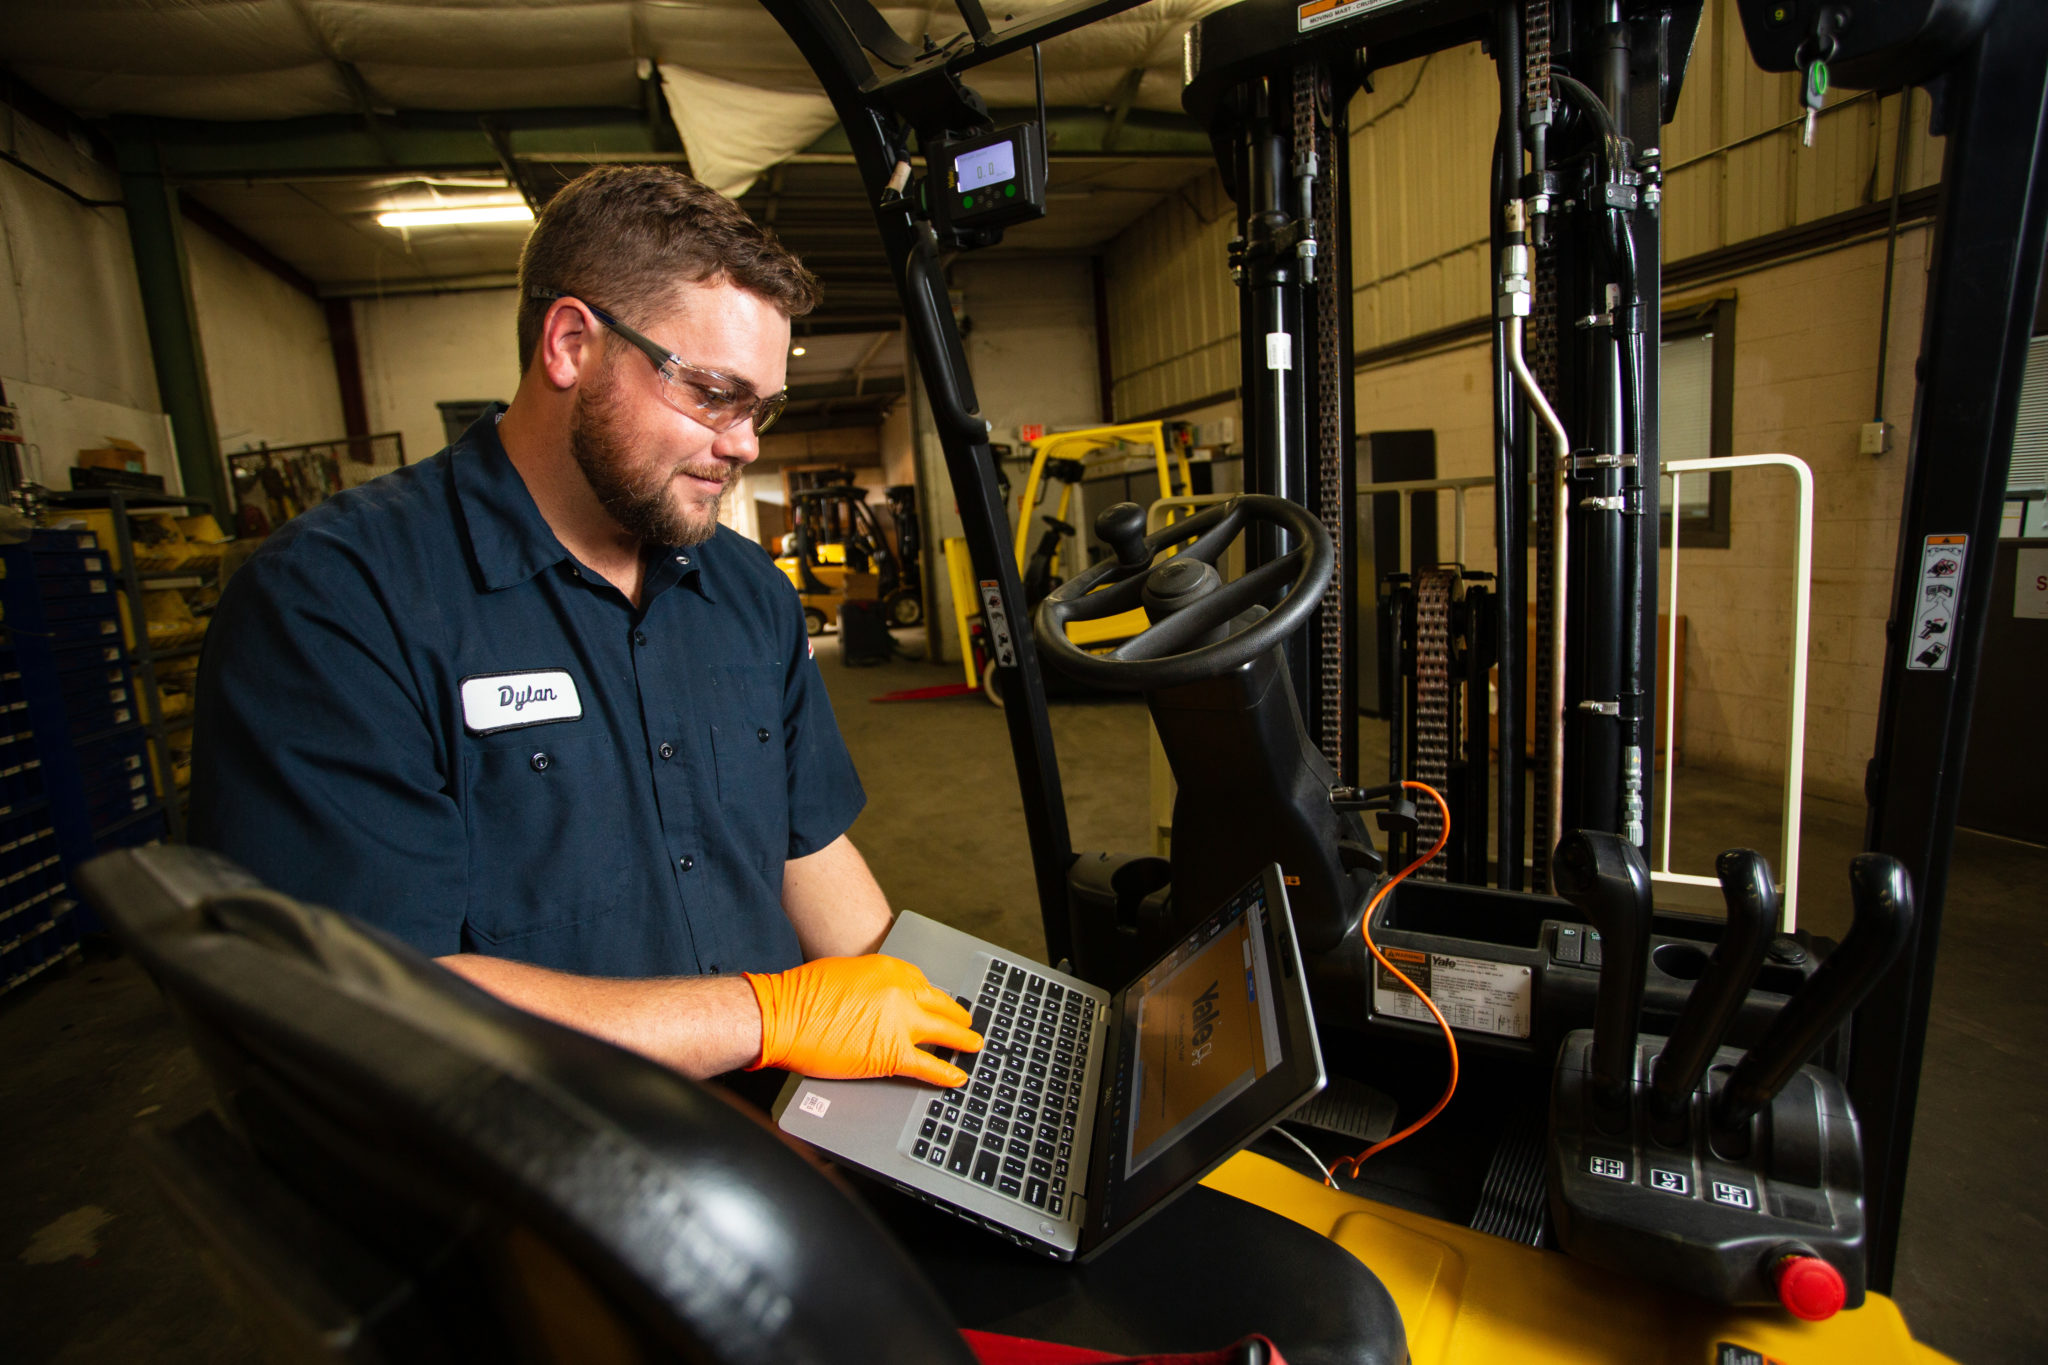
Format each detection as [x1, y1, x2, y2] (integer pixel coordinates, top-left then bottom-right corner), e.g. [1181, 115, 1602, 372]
[1032, 496, 1333, 691]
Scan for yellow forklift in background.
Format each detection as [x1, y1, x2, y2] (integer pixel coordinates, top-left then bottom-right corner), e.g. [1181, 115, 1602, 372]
[777, 483, 922, 635]
[945, 420, 1196, 704]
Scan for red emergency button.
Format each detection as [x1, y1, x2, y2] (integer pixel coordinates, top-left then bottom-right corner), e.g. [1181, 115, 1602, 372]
[1772, 1253, 1846, 1321]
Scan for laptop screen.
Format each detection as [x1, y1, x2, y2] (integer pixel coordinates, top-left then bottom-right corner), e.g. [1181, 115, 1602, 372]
[1086, 866, 1324, 1250]
[1124, 891, 1285, 1175]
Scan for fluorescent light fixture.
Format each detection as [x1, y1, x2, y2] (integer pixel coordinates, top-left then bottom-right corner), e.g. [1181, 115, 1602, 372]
[377, 205, 534, 229]
[791, 345, 807, 356]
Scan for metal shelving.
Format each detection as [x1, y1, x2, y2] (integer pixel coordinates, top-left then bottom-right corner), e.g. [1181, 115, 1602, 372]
[45, 489, 217, 841]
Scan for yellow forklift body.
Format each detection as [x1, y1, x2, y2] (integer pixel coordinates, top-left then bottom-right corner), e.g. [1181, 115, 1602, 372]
[1014, 421, 1198, 649]
[1201, 1153, 1953, 1365]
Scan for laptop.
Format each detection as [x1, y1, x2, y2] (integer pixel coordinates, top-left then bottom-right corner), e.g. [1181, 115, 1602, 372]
[774, 864, 1325, 1262]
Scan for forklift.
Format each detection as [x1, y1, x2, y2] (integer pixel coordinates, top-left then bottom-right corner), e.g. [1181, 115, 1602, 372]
[952, 420, 1199, 705]
[778, 482, 924, 633]
[758, 0, 2044, 1356]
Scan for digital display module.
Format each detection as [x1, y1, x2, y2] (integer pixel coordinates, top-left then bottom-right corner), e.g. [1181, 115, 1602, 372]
[955, 140, 1018, 191]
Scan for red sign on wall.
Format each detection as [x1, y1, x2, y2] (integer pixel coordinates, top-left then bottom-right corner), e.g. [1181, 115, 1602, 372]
[1019, 423, 1045, 444]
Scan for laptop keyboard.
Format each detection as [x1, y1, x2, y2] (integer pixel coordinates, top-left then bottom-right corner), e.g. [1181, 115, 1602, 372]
[906, 958, 1095, 1217]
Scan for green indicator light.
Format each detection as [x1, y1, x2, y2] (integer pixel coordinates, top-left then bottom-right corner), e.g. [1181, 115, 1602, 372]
[1005, 183, 1015, 198]
[963, 194, 974, 208]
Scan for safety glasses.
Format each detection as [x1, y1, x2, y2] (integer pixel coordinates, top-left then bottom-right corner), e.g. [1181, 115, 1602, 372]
[530, 288, 788, 435]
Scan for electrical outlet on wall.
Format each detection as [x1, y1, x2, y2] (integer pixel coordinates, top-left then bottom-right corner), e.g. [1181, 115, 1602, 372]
[1859, 421, 1893, 456]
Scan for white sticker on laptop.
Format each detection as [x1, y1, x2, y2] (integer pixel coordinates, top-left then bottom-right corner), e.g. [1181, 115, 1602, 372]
[799, 1092, 831, 1118]
[460, 670, 583, 735]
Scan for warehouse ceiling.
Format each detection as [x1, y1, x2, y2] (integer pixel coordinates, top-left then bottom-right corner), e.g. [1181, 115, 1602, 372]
[0, 0, 1227, 425]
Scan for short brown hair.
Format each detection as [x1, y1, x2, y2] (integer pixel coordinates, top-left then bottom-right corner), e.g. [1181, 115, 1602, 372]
[515, 166, 820, 371]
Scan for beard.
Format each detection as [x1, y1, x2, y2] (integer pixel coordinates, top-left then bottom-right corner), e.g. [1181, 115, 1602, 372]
[568, 368, 733, 549]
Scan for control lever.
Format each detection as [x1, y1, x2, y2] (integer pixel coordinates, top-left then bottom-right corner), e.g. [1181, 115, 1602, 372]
[1648, 848, 1779, 1137]
[1552, 831, 1654, 1133]
[1713, 854, 1915, 1134]
[1095, 502, 1150, 568]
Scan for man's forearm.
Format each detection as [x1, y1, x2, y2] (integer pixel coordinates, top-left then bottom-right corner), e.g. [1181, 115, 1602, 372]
[783, 833, 894, 958]
[436, 955, 763, 1078]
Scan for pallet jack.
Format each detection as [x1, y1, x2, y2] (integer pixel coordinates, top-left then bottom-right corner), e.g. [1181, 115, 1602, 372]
[758, 0, 2045, 1357]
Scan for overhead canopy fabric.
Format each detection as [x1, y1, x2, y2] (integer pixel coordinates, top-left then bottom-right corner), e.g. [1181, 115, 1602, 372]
[1, 0, 1233, 132]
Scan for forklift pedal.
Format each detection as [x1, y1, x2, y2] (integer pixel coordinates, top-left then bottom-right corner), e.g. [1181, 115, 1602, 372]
[1469, 1102, 1550, 1246]
[1289, 1076, 1398, 1144]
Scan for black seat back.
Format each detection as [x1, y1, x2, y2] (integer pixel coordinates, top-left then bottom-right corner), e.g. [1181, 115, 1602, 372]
[79, 845, 978, 1365]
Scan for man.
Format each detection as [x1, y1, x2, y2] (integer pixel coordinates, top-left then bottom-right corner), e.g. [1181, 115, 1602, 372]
[190, 167, 975, 1089]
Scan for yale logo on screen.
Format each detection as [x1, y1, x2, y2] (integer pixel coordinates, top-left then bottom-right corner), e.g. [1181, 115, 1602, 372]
[460, 670, 583, 734]
[1190, 980, 1220, 1066]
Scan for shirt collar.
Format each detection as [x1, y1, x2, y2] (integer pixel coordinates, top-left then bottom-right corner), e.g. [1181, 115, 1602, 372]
[452, 407, 717, 600]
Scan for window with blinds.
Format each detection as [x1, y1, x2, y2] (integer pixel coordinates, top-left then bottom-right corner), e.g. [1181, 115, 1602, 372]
[2003, 334, 2048, 538]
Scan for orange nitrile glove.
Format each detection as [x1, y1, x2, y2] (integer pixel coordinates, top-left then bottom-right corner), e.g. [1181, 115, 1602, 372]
[745, 954, 983, 1086]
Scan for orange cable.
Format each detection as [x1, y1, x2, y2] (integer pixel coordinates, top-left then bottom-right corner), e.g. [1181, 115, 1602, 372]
[1328, 781, 1459, 1183]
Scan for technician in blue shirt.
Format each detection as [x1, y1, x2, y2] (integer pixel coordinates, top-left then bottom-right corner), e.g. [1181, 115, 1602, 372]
[191, 167, 977, 1089]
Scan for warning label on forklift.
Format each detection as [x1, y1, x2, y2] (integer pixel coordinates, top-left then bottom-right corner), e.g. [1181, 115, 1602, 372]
[1372, 948, 1532, 1039]
[1714, 1346, 1786, 1365]
[978, 580, 1018, 667]
[1297, 0, 1406, 32]
[1906, 534, 1966, 671]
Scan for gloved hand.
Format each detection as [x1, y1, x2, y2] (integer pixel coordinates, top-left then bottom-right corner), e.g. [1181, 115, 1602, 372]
[746, 954, 983, 1086]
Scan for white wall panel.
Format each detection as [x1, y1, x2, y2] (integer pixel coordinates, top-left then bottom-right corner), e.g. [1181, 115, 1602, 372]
[185, 224, 346, 455]
[355, 288, 521, 465]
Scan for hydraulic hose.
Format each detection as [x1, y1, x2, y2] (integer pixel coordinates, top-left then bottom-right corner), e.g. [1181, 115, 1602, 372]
[1508, 313, 1572, 879]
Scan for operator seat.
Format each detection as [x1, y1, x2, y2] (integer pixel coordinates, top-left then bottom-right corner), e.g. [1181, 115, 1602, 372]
[80, 846, 1405, 1365]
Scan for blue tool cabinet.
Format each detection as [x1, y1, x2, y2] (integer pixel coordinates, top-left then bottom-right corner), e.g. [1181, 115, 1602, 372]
[0, 527, 173, 997]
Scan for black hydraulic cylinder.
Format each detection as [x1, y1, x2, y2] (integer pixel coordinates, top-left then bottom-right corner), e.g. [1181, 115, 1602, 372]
[1649, 848, 1778, 1130]
[1552, 830, 1655, 1132]
[1716, 855, 1916, 1134]
[1490, 0, 1526, 890]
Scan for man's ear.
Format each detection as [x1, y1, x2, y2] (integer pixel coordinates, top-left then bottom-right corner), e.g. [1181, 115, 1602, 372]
[536, 300, 602, 392]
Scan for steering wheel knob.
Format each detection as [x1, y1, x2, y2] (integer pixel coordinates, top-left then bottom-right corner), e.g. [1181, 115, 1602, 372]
[1142, 557, 1222, 620]
[1095, 502, 1150, 568]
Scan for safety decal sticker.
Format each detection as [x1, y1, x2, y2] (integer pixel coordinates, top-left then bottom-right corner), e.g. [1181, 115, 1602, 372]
[979, 580, 1018, 667]
[1906, 535, 1966, 671]
[1371, 948, 1532, 1039]
[798, 1092, 831, 1118]
[1297, 0, 1405, 33]
[1265, 331, 1292, 371]
[1715, 1345, 1787, 1365]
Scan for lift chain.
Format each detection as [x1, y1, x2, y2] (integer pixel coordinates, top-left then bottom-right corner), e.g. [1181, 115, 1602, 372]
[1412, 567, 1455, 880]
[1296, 61, 1348, 779]
[1524, 0, 1560, 889]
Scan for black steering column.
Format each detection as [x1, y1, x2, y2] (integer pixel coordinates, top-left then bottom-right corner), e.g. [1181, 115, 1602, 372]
[1035, 497, 1378, 985]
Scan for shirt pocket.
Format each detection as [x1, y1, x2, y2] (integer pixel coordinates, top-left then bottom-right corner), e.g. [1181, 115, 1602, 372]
[708, 664, 789, 872]
[459, 724, 630, 945]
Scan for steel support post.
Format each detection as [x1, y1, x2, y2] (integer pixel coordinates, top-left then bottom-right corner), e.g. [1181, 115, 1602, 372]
[1852, 0, 2048, 1291]
[115, 139, 229, 514]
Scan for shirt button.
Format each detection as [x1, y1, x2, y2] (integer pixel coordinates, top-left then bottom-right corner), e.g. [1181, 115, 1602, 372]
[530, 751, 551, 772]
[633, 629, 648, 646]
[658, 742, 675, 759]
[756, 727, 771, 743]
[679, 855, 695, 871]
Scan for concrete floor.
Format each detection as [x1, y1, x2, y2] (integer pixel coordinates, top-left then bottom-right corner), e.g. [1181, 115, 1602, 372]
[1, 631, 2041, 1362]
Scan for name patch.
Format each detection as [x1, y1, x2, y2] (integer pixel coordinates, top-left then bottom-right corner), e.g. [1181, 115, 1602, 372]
[460, 670, 583, 735]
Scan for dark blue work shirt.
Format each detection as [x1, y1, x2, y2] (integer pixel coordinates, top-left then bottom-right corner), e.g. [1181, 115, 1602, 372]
[189, 410, 865, 978]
